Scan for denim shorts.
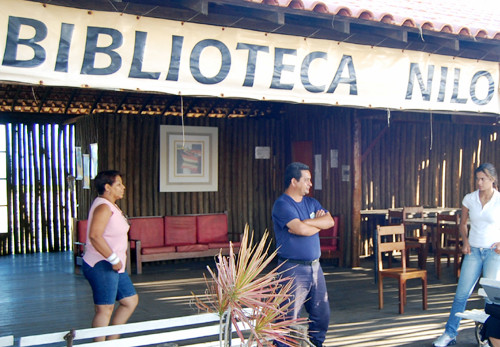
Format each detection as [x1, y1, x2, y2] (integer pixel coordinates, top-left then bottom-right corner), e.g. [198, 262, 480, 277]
[82, 260, 136, 305]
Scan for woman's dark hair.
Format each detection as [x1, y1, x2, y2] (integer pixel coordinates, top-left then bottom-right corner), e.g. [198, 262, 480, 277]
[284, 162, 309, 189]
[94, 170, 122, 194]
[475, 163, 498, 189]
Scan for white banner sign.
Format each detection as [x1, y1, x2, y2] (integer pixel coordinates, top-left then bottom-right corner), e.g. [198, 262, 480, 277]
[1, 0, 499, 114]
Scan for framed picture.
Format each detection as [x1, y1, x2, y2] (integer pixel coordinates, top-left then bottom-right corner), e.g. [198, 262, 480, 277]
[159, 125, 218, 192]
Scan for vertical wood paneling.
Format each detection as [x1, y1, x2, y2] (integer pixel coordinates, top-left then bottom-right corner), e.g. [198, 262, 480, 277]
[73, 105, 354, 263]
[152, 117, 161, 216]
[68, 106, 500, 266]
[13, 126, 21, 253]
[32, 128, 41, 252]
[5, 104, 498, 267]
[2, 123, 75, 255]
[225, 118, 233, 227]
[53, 129, 62, 251]
[132, 116, 140, 216]
[27, 127, 36, 251]
[361, 117, 500, 210]
[37, 125, 47, 252]
[23, 126, 31, 251]
[357, 116, 500, 257]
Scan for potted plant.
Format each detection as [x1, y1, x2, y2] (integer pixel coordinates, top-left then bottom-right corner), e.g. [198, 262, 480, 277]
[192, 225, 309, 347]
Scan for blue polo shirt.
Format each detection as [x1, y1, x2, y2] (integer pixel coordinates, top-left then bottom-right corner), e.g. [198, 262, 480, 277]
[272, 194, 325, 261]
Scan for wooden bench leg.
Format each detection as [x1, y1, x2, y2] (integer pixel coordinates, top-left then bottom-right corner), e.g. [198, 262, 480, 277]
[126, 245, 131, 275]
[136, 240, 143, 275]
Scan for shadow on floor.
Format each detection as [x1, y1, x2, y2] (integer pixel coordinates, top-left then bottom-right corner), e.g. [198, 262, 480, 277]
[0, 252, 483, 346]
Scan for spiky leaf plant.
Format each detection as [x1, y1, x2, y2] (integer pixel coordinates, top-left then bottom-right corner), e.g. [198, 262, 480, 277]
[193, 225, 308, 347]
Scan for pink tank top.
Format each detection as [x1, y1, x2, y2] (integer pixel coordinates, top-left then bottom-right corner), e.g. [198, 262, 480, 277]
[83, 197, 130, 273]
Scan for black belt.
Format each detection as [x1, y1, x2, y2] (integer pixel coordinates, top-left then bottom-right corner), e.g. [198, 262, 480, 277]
[278, 257, 319, 265]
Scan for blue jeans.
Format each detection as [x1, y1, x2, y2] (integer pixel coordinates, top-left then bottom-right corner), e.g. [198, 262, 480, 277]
[445, 247, 500, 338]
[274, 260, 330, 346]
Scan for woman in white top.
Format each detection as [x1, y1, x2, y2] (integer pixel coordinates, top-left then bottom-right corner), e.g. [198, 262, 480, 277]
[434, 163, 500, 347]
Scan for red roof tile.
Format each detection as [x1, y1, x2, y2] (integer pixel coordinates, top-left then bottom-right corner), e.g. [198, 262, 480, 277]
[245, 0, 500, 40]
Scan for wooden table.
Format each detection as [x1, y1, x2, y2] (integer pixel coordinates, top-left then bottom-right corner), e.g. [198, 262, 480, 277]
[361, 207, 461, 218]
[403, 217, 438, 226]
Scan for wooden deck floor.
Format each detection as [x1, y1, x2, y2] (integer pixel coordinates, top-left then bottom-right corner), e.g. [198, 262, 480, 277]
[0, 252, 482, 346]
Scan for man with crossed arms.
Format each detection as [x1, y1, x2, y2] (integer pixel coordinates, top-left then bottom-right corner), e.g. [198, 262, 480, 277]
[272, 162, 334, 347]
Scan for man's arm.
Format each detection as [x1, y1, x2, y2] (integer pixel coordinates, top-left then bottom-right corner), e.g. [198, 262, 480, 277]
[286, 218, 321, 236]
[286, 211, 334, 236]
[304, 210, 335, 230]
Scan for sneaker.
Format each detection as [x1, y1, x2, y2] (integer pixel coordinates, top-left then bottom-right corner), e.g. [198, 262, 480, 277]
[433, 333, 456, 347]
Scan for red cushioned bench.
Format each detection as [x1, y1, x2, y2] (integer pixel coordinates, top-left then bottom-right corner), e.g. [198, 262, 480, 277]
[128, 212, 240, 274]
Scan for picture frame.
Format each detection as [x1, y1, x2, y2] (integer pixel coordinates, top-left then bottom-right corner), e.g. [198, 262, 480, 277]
[159, 125, 218, 192]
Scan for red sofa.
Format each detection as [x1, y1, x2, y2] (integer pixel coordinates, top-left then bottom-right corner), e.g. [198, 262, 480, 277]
[319, 215, 343, 266]
[129, 213, 240, 274]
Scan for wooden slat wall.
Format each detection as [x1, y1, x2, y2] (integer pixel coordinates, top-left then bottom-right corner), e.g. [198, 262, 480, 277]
[1, 123, 76, 255]
[75, 105, 354, 263]
[361, 117, 500, 210]
[4, 105, 499, 266]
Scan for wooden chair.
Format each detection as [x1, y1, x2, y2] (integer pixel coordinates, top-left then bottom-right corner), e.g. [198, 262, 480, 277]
[388, 209, 403, 225]
[377, 224, 428, 314]
[402, 206, 430, 269]
[435, 213, 462, 280]
[385, 209, 404, 267]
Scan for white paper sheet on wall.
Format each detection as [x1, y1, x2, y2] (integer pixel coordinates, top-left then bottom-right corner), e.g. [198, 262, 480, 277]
[314, 154, 322, 190]
[90, 143, 98, 179]
[255, 146, 270, 159]
[330, 149, 338, 168]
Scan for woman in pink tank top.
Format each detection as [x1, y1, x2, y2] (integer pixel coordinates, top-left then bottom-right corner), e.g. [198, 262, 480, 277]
[82, 170, 138, 341]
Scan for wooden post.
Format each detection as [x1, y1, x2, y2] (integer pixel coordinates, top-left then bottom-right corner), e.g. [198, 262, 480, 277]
[352, 113, 362, 267]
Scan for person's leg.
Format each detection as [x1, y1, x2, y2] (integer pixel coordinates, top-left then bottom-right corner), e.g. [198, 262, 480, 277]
[482, 249, 500, 282]
[107, 294, 138, 339]
[443, 248, 483, 338]
[83, 260, 120, 341]
[92, 304, 115, 341]
[490, 338, 500, 347]
[303, 263, 329, 347]
[107, 272, 139, 340]
[273, 261, 310, 347]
